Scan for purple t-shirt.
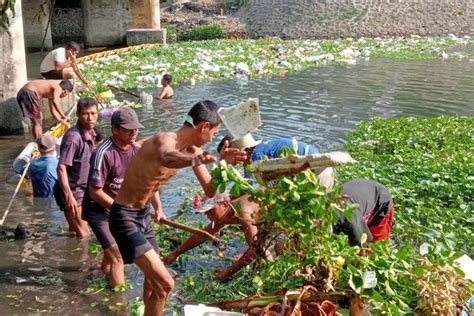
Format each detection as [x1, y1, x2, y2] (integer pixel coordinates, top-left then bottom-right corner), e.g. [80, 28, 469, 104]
[58, 122, 96, 204]
[87, 138, 140, 198]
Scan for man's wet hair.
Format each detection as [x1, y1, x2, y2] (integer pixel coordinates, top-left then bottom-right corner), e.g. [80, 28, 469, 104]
[163, 74, 172, 83]
[65, 41, 80, 52]
[76, 97, 98, 113]
[217, 135, 233, 153]
[186, 100, 221, 127]
[59, 79, 73, 92]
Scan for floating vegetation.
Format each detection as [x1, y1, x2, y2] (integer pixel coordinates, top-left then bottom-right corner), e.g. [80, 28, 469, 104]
[81, 36, 473, 94]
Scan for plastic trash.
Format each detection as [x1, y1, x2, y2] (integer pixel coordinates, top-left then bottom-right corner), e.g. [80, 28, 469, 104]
[139, 91, 153, 105]
[184, 304, 243, 316]
[12, 142, 37, 174]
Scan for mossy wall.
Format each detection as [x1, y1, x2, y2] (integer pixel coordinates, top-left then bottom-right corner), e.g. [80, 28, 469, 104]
[243, 0, 473, 39]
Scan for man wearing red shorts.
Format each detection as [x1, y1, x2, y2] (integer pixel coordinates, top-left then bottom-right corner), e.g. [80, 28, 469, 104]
[335, 178, 395, 246]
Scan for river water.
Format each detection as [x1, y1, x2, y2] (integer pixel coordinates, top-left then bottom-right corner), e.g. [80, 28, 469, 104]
[0, 57, 473, 314]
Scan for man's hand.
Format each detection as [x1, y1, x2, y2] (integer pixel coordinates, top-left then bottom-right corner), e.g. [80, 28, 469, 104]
[65, 193, 78, 217]
[219, 140, 247, 165]
[153, 208, 167, 223]
[192, 151, 218, 167]
[60, 118, 71, 129]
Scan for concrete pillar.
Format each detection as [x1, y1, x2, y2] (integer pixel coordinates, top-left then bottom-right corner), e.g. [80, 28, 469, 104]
[150, 0, 161, 29]
[22, 0, 53, 50]
[0, 0, 28, 135]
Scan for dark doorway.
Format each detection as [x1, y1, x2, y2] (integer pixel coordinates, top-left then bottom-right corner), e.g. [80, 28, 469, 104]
[51, 0, 83, 45]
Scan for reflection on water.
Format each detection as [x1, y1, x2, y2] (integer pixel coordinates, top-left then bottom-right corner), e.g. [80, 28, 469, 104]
[0, 58, 473, 314]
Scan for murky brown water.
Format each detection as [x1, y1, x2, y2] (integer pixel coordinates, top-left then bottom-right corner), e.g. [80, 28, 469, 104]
[1, 56, 473, 314]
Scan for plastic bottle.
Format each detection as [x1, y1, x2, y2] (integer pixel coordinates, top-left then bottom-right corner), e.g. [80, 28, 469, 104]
[12, 142, 37, 174]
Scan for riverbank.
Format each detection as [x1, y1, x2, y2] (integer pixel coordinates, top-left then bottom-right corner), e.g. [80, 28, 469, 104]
[80, 35, 474, 94]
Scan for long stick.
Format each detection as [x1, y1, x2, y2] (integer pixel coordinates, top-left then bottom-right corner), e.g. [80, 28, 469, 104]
[160, 218, 221, 243]
[108, 85, 140, 98]
[0, 158, 33, 225]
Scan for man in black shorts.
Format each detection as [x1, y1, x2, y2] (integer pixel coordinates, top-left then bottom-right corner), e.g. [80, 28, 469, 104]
[17, 79, 73, 138]
[82, 108, 144, 287]
[111, 100, 247, 314]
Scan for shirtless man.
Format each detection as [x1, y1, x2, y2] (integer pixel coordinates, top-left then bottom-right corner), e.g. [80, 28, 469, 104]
[17, 79, 73, 138]
[40, 41, 89, 86]
[110, 100, 246, 315]
[155, 74, 174, 100]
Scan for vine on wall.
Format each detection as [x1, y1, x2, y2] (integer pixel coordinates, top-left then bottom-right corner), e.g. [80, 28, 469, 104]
[1, 0, 16, 34]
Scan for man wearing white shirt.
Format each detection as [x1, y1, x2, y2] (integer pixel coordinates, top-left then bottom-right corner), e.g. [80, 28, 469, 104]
[40, 41, 89, 86]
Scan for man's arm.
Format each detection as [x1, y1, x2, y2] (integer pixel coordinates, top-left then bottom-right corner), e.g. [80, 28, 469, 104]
[54, 60, 73, 71]
[151, 191, 166, 222]
[69, 56, 89, 86]
[49, 88, 69, 123]
[58, 163, 79, 216]
[193, 164, 216, 198]
[89, 186, 114, 210]
[158, 136, 217, 169]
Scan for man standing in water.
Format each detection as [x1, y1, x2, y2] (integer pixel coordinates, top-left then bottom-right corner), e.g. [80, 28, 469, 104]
[56, 97, 98, 239]
[110, 100, 246, 315]
[83, 108, 145, 287]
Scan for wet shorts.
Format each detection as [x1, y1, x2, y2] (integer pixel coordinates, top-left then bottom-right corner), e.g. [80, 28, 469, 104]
[17, 88, 41, 119]
[109, 203, 157, 264]
[83, 200, 115, 249]
[368, 200, 395, 242]
[41, 69, 64, 80]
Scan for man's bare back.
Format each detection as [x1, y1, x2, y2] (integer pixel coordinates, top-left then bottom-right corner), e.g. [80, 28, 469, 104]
[24, 80, 62, 99]
[115, 131, 200, 209]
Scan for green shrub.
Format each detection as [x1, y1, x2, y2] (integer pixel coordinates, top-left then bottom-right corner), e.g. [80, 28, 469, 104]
[163, 24, 178, 43]
[178, 24, 226, 42]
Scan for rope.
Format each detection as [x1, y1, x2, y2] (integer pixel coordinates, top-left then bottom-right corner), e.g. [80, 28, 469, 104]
[76, 43, 160, 65]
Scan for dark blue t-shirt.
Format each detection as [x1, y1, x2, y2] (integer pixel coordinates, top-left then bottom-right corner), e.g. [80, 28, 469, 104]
[30, 156, 59, 198]
[251, 139, 319, 161]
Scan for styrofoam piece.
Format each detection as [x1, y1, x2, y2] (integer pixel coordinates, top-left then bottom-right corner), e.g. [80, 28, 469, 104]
[218, 98, 261, 140]
[455, 254, 474, 281]
[184, 304, 243, 316]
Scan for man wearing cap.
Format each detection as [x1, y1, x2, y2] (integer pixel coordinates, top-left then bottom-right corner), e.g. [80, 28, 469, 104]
[29, 134, 59, 198]
[55, 97, 98, 239]
[109, 100, 246, 315]
[82, 107, 145, 287]
[17, 79, 74, 139]
[163, 134, 335, 280]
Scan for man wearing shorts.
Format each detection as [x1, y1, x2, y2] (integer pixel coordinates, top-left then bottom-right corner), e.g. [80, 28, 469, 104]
[83, 108, 144, 287]
[17, 79, 73, 138]
[110, 100, 246, 315]
[40, 41, 89, 86]
[334, 178, 395, 246]
[56, 97, 98, 239]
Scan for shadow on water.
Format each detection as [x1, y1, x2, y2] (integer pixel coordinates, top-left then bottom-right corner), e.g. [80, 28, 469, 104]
[0, 57, 473, 314]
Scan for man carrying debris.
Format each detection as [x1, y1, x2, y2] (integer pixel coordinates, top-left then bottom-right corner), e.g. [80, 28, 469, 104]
[109, 100, 246, 315]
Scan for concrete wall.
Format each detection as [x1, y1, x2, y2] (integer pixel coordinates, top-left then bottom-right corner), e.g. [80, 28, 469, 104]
[21, 0, 53, 50]
[82, 0, 160, 46]
[0, 0, 28, 135]
[243, 0, 474, 39]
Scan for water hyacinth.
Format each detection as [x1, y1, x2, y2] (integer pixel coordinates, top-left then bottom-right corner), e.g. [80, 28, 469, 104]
[81, 36, 473, 92]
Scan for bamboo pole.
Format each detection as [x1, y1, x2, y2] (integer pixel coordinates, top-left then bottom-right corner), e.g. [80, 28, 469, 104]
[160, 218, 222, 244]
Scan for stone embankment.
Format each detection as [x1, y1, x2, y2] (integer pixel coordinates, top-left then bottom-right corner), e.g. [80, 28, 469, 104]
[242, 0, 473, 39]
